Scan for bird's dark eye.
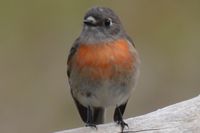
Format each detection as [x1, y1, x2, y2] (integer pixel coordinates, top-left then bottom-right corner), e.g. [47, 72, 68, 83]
[104, 18, 112, 27]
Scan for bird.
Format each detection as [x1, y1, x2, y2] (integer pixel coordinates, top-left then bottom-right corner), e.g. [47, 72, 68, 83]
[67, 6, 140, 132]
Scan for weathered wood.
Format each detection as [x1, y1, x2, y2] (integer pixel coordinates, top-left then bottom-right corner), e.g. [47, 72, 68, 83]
[55, 95, 200, 133]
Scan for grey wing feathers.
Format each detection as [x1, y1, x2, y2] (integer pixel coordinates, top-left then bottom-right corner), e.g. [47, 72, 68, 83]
[125, 34, 135, 47]
[67, 39, 80, 78]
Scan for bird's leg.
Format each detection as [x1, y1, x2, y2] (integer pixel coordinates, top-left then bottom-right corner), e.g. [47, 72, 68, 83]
[85, 106, 97, 128]
[114, 102, 128, 132]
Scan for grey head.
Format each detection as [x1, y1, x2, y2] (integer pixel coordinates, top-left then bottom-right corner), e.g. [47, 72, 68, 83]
[79, 7, 125, 44]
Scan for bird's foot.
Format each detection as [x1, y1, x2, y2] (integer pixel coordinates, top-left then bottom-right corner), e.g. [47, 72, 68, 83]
[85, 123, 97, 129]
[116, 120, 129, 133]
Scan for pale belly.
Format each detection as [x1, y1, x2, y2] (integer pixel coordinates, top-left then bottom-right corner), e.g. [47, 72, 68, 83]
[70, 72, 136, 107]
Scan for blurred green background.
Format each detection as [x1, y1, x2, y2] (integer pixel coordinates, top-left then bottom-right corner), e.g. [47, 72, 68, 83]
[0, 0, 200, 133]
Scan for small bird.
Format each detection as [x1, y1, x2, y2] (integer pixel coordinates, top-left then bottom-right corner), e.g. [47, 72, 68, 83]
[67, 7, 140, 132]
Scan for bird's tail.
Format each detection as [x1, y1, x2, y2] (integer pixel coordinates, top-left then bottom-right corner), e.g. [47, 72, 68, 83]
[93, 107, 105, 124]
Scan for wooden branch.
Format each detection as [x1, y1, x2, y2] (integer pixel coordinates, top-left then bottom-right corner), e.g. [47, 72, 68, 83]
[55, 95, 200, 133]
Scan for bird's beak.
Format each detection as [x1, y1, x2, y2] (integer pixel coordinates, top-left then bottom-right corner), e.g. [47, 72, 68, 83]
[84, 16, 97, 26]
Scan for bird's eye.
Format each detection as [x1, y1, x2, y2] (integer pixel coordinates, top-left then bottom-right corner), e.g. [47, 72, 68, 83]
[104, 18, 112, 27]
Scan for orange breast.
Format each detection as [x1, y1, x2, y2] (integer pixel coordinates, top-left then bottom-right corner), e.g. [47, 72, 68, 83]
[73, 39, 135, 79]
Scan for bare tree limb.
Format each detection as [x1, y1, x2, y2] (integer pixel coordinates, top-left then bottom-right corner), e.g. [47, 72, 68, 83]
[55, 95, 200, 133]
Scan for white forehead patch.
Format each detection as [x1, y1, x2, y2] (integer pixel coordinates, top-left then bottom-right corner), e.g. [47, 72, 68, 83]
[86, 16, 96, 22]
[99, 8, 104, 12]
